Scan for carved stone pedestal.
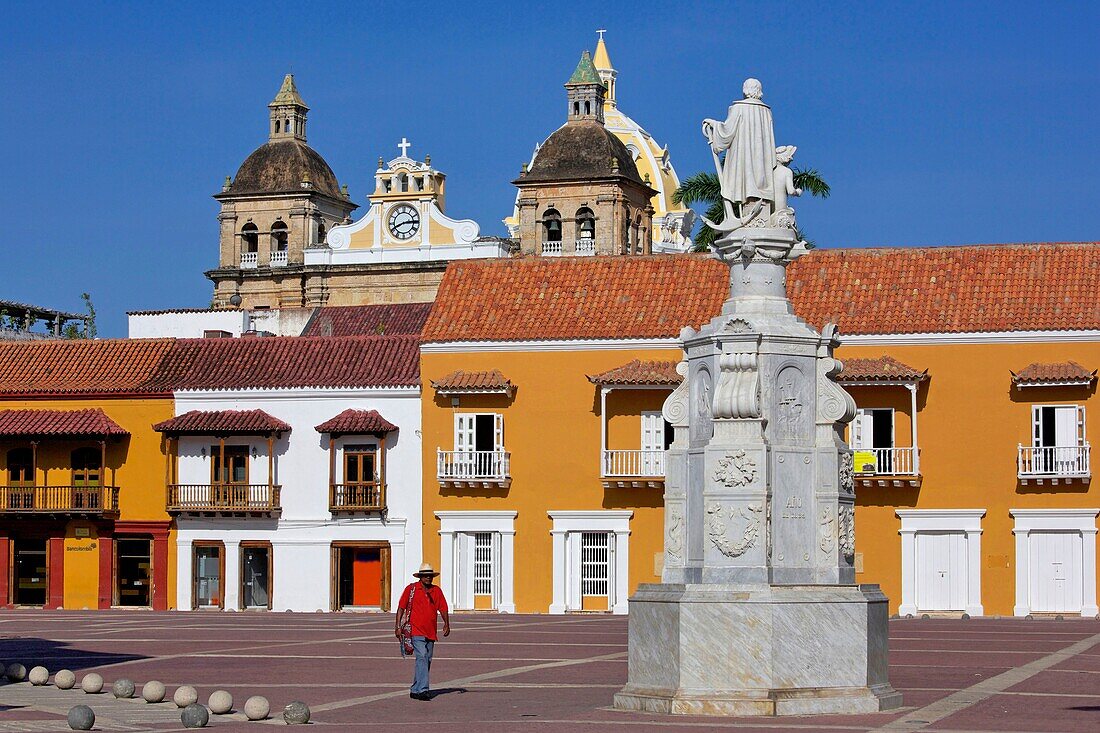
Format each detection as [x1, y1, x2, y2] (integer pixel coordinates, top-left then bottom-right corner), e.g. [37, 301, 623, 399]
[613, 583, 902, 716]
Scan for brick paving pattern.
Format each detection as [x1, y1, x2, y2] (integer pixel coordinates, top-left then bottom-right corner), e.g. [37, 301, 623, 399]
[1, 612, 1098, 731]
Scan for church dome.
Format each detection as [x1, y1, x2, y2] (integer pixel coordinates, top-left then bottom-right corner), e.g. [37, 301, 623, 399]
[522, 120, 645, 186]
[230, 139, 342, 199]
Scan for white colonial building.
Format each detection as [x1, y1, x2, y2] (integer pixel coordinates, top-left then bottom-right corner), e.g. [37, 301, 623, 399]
[153, 334, 423, 612]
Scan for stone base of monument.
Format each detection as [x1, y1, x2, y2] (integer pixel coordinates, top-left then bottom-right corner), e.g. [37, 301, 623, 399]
[613, 583, 902, 716]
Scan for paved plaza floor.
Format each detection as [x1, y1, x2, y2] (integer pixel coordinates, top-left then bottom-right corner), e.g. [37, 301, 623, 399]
[0, 611, 1098, 732]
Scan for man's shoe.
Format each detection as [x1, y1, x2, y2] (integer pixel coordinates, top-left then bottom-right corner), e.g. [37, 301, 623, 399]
[410, 692, 431, 701]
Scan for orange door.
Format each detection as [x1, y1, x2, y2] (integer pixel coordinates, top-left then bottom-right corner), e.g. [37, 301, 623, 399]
[351, 549, 382, 606]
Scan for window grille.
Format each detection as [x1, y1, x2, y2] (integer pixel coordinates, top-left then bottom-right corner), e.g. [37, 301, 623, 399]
[473, 532, 493, 596]
[581, 532, 610, 596]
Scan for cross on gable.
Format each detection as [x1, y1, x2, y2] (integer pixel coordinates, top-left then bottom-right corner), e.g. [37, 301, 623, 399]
[398, 137, 411, 157]
[596, 29, 606, 41]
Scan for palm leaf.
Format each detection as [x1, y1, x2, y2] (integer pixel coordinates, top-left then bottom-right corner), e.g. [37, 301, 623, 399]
[792, 167, 830, 199]
[673, 172, 721, 206]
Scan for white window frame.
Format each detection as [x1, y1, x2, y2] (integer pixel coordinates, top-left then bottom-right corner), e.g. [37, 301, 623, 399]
[1031, 404, 1085, 449]
[548, 510, 632, 615]
[1010, 509, 1099, 617]
[852, 407, 895, 449]
[436, 511, 516, 613]
[454, 412, 504, 452]
[896, 509, 985, 617]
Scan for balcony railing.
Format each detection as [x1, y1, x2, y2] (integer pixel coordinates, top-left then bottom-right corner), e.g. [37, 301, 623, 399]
[270, 250, 288, 267]
[166, 484, 281, 513]
[542, 241, 563, 257]
[1018, 444, 1091, 480]
[576, 238, 596, 256]
[0, 485, 119, 515]
[330, 482, 386, 512]
[852, 447, 919, 476]
[240, 251, 258, 269]
[602, 450, 665, 478]
[437, 450, 510, 484]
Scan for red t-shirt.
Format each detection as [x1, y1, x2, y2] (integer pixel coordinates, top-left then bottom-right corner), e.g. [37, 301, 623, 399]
[398, 583, 448, 640]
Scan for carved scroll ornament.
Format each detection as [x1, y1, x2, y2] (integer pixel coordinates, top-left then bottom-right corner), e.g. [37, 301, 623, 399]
[705, 501, 763, 558]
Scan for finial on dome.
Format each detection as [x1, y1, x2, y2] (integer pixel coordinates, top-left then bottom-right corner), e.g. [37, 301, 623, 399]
[222, 176, 232, 192]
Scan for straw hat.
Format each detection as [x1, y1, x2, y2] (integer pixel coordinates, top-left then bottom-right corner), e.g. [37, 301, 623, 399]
[413, 562, 440, 578]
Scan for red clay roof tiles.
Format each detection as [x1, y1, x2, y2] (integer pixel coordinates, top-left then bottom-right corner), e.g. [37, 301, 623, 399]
[1011, 361, 1097, 386]
[431, 370, 514, 394]
[787, 243, 1100, 335]
[314, 409, 398, 435]
[148, 335, 420, 391]
[0, 339, 176, 395]
[302, 303, 433, 338]
[588, 360, 682, 386]
[0, 408, 129, 437]
[153, 409, 291, 435]
[836, 356, 928, 383]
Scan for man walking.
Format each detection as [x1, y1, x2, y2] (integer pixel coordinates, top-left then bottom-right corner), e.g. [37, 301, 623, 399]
[396, 563, 450, 701]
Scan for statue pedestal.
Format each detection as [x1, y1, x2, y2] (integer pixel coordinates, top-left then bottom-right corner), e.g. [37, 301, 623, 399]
[613, 583, 902, 716]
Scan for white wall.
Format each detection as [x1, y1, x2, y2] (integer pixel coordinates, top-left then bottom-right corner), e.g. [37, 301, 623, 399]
[128, 308, 314, 339]
[172, 387, 422, 612]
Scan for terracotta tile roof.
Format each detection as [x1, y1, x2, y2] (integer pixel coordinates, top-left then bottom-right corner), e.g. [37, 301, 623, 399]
[302, 303, 433, 337]
[0, 408, 129, 437]
[148, 335, 419, 391]
[588, 360, 683, 386]
[1011, 361, 1097, 386]
[0, 338, 176, 395]
[153, 409, 291, 435]
[787, 243, 1100, 335]
[423, 256, 728, 342]
[314, 409, 398, 435]
[431, 370, 514, 395]
[836, 356, 928, 383]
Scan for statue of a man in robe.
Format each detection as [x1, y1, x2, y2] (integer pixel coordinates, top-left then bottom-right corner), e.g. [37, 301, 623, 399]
[702, 79, 776, 229]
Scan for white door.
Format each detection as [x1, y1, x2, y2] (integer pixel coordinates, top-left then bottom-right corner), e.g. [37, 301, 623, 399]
[916, 532, 967, 611]
[1029, 531, 1083, 613]
[640, 411, 664, 475]
[454, 414, 476, 477]
[851, 409, 873, 450]
[453, 531, 472, 609]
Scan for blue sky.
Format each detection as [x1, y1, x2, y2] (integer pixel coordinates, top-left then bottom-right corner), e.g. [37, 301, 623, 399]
[2, 1, 1098, 337]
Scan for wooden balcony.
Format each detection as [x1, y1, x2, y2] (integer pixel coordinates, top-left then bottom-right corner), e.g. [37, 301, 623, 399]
[330, 482, 386, 513]
[0, 485, 119, 516]
[853, 447, 922, 488]
[166, 484, 281, 515]
[601, 450, 665, 489]
[437, 450, 511, 489]
[1018, 444, 1091, 485]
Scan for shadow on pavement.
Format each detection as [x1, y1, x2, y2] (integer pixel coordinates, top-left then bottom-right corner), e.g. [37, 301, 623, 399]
[0, 637, 145, 671]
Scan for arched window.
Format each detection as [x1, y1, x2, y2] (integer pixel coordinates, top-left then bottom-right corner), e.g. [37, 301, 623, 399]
[584, 101, 591, 116]
[241, 223, 259, 253]
[573, 101, 580, 116]
[633, 214, 643, 254]
[71, 447, 102, 486]
[317, 221, 327, 244]
[576, 207, 595, 240]
[7, 448, 33, 486]
[271, 220, 289, 252]
[543, 209, 562, 242]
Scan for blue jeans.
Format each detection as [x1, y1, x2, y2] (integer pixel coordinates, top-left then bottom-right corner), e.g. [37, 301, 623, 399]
[411, 636, 434, 694]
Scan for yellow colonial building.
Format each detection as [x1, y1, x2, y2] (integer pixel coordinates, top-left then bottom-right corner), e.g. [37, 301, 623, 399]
[0, 339, 178, 610]
[421, 243, 1100, 617]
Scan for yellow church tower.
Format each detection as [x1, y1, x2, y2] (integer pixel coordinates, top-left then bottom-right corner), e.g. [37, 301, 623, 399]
[505, 32, 696, 251]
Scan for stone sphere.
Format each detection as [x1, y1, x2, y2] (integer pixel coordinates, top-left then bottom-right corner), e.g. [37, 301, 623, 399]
[29, 666, 49, 685]
[244, 695, 270, 721]
[181, 703, 209, 728]
[67, 704, 96, 731]
[283, 700, 311, 725]
[208, 690, 233, 714]
[81, 673, 104, 694]
[112, 678, 136, 698]
[6, 663, 27, 682]
[55, 669, 76, 690]
[173, 685, 199, 708]
[142, 680, 166, 703]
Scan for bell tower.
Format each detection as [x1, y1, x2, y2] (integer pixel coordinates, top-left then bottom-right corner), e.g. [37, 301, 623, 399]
[268, 74, 309, 142]
[565, 51, 605, 124]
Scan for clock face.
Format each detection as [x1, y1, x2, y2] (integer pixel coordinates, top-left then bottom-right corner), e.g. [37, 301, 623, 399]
[388, 204, 420, 240]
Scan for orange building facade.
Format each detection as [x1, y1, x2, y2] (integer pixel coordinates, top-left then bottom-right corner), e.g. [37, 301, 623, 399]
[421, 244, 1100, 617]
[0, 340, 178, 610]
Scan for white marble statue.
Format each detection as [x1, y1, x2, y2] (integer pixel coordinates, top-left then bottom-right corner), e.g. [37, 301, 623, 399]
[771, 145, 801, 229]
[702, 79, 776, 229]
